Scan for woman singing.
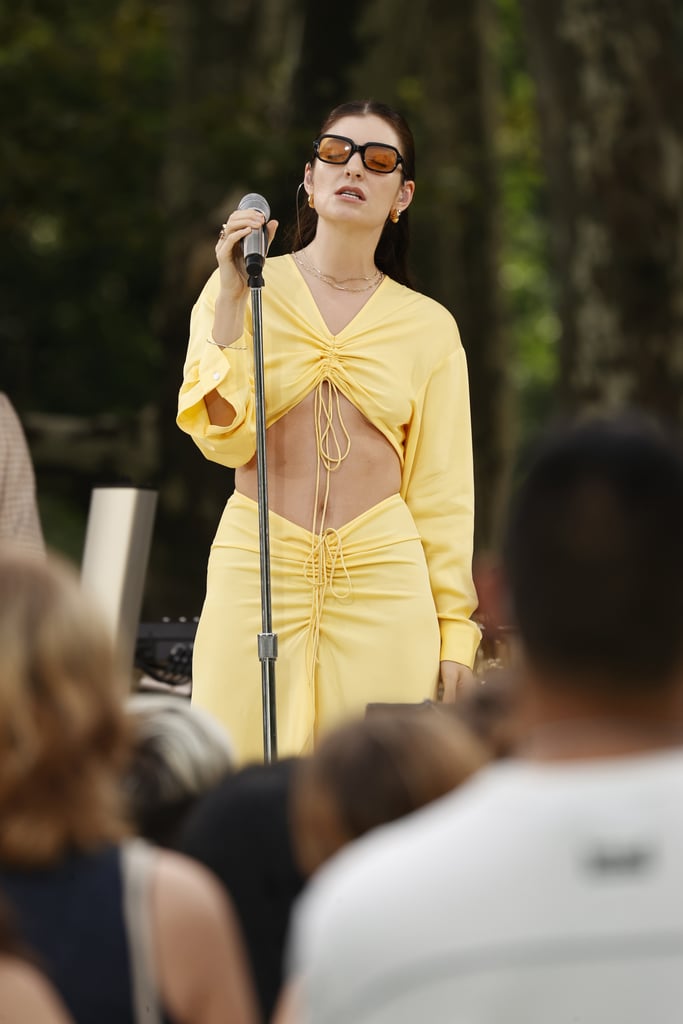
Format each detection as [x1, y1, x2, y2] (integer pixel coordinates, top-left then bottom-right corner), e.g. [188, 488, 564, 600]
[178, 99, 480, 764]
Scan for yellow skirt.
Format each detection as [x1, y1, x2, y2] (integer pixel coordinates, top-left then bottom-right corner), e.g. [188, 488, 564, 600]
[191, 491, 440, 764]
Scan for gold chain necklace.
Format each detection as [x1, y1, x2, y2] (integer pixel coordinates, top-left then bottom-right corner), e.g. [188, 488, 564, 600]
[293, 249, 384, 293]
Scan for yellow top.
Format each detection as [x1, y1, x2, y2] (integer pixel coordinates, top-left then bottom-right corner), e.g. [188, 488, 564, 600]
[177, 254, 480, 666]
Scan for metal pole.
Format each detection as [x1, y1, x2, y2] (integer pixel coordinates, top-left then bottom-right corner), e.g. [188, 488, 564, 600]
[249, 266, 278, 762]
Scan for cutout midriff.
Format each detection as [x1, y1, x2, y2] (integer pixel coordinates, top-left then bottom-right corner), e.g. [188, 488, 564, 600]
[235, 388, 401, 531]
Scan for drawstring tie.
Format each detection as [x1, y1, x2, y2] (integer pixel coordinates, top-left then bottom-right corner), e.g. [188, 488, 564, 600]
[303, 378, 353, 679]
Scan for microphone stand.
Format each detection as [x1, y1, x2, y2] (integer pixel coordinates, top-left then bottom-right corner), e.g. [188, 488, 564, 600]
[246, 253, 278, 763]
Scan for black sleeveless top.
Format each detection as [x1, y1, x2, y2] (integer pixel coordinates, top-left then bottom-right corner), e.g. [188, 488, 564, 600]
[0, 844, 175, 1024]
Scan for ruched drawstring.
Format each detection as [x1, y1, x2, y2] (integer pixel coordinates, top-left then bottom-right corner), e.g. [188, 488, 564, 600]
[303, 378, 353, 678]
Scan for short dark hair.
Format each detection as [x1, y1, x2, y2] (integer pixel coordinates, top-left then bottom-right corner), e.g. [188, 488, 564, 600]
[503, 413, 683, 690]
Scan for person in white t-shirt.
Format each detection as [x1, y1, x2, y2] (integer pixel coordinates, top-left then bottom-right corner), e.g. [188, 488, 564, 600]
[278, 413, 683, 1024]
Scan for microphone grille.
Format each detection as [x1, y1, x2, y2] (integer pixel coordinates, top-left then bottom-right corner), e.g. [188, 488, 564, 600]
[237, 193, 270, 220]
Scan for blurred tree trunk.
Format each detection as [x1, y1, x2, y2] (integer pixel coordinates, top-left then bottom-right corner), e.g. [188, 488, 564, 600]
[422, 0, 511, 553]
[151, 0, 304, 617]
[519, 0, 683, 422]
[353, 0, 512, 552]
[150, 0, 365, 617]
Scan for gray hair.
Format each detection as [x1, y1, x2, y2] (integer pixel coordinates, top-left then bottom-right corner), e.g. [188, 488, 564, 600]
[124, 694, 236, 840]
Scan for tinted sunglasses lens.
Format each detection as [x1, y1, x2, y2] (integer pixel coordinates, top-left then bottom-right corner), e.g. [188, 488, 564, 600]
[317, 136, 351, 164]
[364, 145, 399, 173]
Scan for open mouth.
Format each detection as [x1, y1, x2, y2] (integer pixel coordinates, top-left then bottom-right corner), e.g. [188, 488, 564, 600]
[336, 188, 365, 201]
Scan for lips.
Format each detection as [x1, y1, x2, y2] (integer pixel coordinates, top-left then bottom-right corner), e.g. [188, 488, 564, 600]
[336, 187, 366, 201]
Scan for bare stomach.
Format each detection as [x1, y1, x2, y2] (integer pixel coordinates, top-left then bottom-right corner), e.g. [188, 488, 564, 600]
[235, 390, 402, 530]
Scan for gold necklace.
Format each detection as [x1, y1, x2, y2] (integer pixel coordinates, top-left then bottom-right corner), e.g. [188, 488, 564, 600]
[293, 249, 384, 293]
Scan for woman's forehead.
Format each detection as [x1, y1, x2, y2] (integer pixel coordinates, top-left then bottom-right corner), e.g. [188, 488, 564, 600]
[325, 113, 400, 148]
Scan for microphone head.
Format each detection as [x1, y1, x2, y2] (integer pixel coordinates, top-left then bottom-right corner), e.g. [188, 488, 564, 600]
[237, 193, 270, 221]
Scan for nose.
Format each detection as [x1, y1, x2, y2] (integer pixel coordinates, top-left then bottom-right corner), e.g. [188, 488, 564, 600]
[344, 151, 365, 176]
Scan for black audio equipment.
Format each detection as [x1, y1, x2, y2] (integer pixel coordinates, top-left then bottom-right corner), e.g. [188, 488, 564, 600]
[135, 617, 198, 690]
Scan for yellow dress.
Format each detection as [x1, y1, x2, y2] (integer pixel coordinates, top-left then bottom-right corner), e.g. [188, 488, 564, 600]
[177, 255, 480, 763]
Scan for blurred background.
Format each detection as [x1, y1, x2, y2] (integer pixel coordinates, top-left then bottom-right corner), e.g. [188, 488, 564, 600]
[2, 0, 682, 621]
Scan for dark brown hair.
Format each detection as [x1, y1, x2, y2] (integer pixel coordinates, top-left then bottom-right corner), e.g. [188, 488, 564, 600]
[503, 413, 683, 689]
[290, 708, 488, 875]
[288, 99, 416, 287]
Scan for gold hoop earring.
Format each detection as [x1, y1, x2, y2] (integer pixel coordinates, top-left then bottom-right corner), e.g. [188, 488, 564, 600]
[308, 193, 315, 209]
[390, 207, 401, 224]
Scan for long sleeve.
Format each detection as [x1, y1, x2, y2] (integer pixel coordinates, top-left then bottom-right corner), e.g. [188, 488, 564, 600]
[176, 270, 258, 468]
[401, 342, 480, 667]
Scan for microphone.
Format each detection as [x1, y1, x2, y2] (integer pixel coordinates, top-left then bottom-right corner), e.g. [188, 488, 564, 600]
[238, 193, 270, 276]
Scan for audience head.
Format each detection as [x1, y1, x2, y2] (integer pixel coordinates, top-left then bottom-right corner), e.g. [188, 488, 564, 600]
[449, 666, 520, 758]
[290, 708, 489, 876]
[503, 413, 683, 693]
[0, 549, 131, 866]
[177, 757, 305, 1023]
[123, 692, 235, 846]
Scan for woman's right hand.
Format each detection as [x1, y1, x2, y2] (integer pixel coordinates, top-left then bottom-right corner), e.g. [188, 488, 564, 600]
[215, 208, 279, 299]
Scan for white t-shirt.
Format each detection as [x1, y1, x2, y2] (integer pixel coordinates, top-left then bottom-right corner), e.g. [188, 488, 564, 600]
[287, 748, 683, 1023]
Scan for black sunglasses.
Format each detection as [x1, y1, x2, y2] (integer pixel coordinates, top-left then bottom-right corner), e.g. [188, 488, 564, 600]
[313, 134, 405, 174]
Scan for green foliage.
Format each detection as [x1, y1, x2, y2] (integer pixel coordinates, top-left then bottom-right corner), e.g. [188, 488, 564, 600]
[0, 0, 170, 413]
[495, 0, 559, 440]
[1, 0, 557, 430]
[0, 0, 562, 610]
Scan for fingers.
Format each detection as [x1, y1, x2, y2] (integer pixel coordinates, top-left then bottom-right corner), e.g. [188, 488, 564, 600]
[438, 662, 476, 704]
[216, 221, 254, 258]
[217, 210, 269, 248]
[215, 213, 278, 296]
